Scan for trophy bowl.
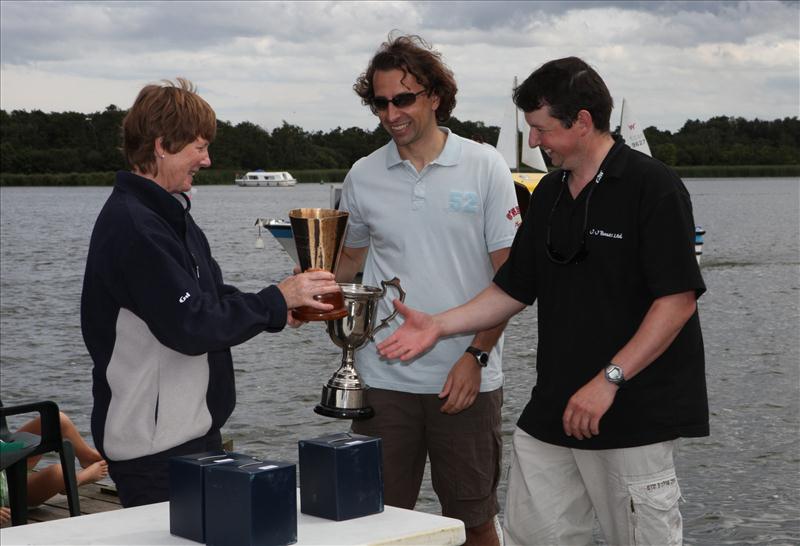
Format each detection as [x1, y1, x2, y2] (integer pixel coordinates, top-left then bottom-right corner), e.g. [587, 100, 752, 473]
[289, 208, 348, 321]
[315, 277, 405, 420]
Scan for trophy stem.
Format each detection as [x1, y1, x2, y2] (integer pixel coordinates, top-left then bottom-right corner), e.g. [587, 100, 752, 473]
[315, 347, 374, 420]
[327, 347, 363, 389]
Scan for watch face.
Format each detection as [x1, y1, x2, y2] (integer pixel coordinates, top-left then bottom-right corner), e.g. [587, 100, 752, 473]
[467, 347, 489, 366]
[606, 365, 624, 383]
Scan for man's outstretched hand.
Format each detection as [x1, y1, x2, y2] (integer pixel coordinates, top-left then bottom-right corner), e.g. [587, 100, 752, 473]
[376, 300, 441, 361]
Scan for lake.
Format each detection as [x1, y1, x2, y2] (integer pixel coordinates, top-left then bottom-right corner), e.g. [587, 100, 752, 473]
[1, 177, 798, 544]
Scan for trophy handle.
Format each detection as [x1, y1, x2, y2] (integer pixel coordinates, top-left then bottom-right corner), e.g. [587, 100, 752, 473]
[369, 277, 405, 340]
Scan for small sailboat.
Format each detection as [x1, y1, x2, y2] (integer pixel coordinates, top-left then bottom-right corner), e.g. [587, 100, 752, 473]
[496, 77, 548, 215]
[618, 98, 705, 263]
[619, 99, 653, 156]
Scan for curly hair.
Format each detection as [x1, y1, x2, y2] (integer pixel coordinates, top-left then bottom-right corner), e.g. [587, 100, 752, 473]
[354, 33, 457, 122]
[513, 57, 613, 133]
[122, 77, 216, 175]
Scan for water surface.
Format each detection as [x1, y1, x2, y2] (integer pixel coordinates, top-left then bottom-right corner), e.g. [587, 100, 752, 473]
[1, 178, 798, 544]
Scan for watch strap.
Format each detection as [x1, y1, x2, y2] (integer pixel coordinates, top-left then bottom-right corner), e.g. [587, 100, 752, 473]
[465, 346, 489, 367]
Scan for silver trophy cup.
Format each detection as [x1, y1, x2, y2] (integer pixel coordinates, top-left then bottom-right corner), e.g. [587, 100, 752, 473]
[315, 277, 405, 420]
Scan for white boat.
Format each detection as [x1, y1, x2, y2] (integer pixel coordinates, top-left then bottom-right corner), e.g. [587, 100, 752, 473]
[235, 170, 297, 187]
[618, 98, 705, 263]
[254, 217, 297, 262]
[254, 186, 342, 265]
[496, 77, 548, 213]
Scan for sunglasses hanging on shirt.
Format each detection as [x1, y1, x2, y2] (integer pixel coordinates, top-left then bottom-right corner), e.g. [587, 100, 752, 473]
[545, 139, 624, 265]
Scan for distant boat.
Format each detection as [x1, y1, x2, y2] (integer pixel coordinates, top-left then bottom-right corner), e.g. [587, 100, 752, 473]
[496, 77, 548, 215]
[619, 98, 653, 156]
[618, 98, 705, 263]
[235, 170, 297, 187]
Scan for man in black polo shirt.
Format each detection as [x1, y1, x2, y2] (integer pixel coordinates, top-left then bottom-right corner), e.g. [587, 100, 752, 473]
[376, 56, 708, 545]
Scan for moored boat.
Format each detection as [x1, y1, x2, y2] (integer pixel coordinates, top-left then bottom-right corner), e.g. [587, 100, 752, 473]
[255, 217, 298, 263]
[255, 186, 341, 264]
[236, 170, 297, 187]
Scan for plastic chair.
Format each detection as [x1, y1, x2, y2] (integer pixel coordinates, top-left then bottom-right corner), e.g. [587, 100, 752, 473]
[0, 400, 81, 525]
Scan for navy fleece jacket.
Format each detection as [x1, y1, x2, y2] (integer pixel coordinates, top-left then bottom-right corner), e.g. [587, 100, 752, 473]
[81, 171, 287, 461]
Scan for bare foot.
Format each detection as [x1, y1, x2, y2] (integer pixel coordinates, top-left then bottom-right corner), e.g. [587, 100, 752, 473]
[77, 447, 104, 469]
[76, 460, 108, 486]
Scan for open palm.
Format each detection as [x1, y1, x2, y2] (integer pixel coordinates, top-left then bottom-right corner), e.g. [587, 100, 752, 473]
[377, 300, 441, 361]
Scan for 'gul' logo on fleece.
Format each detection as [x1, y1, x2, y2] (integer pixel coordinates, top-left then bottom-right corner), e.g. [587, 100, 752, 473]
[179, 292, 191, 303]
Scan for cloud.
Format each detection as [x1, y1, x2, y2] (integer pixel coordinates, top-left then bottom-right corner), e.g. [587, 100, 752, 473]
[1, 0, 797, 133]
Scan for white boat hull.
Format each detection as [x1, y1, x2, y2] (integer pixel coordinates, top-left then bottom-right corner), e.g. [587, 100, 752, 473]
[255, 219, 298, 263]
[236, 179, 297, 187]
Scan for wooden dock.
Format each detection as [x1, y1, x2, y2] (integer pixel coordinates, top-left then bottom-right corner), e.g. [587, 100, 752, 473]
[12, 481, 122, 526]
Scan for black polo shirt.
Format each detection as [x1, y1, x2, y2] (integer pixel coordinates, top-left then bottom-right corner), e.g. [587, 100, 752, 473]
[494, 139, 708, 449]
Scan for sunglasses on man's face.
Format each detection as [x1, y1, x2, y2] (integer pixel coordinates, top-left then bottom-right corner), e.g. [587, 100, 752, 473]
[371, 90, 427, 111]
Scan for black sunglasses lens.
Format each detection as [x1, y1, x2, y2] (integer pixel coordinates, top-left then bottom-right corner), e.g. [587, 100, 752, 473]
[372, 92, 420, 111]
[392, 93, 417, 107]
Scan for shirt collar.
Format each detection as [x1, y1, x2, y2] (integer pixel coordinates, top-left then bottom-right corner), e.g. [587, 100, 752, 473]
[115, 171, 191, 223]
[385, 127, 460, 169]
[601, 134, 629, 181]
[558, 134, 630, 185]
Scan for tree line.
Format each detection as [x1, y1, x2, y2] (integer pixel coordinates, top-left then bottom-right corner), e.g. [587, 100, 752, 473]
[1, 106, 797, 175]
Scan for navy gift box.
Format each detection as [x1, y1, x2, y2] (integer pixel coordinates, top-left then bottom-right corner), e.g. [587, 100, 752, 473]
[169, 451, 255, 543]
[298, 432, 383, 521]
[205, 460, 297, 546]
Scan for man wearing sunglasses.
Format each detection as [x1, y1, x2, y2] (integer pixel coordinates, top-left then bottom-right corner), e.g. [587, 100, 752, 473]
[377, 57, 708, 546]
[335, 34, 519, 546]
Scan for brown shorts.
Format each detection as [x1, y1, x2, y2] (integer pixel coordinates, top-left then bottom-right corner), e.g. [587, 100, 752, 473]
[351, 387, 503, 528]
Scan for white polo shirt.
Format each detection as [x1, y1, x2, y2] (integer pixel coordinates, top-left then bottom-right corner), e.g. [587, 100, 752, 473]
[340, 128, 519, 394]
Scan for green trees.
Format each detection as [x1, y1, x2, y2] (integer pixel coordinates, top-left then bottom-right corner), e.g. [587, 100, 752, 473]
[644, 116, 799, 166]
[1, 108, 797, 175]
[1, 106, 127, 174]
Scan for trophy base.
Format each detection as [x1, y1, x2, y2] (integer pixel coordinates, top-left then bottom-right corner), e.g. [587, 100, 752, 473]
[314, 404, 374, 420]
[292, 291, 348, 322]
[315, 384, 374, 420]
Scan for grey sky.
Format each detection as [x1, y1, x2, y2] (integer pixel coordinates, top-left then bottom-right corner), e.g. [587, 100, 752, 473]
[1, 1, 798, 133]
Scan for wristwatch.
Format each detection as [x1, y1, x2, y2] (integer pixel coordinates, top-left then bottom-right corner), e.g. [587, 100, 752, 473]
[465, 346, 489, 367]
[604, 363, 626, 386]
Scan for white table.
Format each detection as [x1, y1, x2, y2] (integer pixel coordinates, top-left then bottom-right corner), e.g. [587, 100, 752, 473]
[0, 500, 465, 546]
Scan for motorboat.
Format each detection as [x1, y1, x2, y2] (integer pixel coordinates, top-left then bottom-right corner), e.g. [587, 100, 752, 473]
[235, 170, 297, 187]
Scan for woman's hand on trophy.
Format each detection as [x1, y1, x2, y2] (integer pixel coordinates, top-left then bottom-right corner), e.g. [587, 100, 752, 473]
[278, 270, 340, 310]
[376, 300, 441, 361]
[286, 310, 306, 328]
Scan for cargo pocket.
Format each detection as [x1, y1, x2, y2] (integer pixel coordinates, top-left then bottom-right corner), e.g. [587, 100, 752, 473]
[627, 473, 682, 546]
[453, 427, 502, 501]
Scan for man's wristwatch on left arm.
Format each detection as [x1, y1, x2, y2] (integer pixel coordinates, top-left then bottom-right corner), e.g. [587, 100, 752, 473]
[604, 363, 626, 386]
[465, 346, 489, 367]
